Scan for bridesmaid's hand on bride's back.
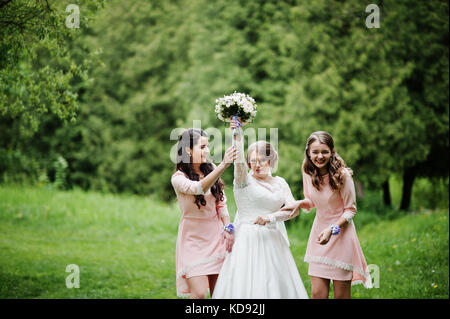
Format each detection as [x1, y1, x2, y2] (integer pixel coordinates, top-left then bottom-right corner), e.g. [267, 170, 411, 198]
[281, 201, 300, 218]
[282, 200, 309, 218]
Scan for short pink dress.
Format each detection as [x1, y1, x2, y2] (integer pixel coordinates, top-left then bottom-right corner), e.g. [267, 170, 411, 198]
[171, 170, 229, 297]
[302, 169, 372, 287]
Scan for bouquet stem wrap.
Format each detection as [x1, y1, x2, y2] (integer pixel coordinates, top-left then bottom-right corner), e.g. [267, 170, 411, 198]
[232, 115, 243, 136]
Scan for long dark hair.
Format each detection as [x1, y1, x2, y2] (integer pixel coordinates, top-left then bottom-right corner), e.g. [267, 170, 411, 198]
[176, 128, 225, 209]
[302, 131, 353, 191]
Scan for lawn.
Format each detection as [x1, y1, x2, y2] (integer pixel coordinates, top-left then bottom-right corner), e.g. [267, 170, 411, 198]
[0, 184, 448, 298]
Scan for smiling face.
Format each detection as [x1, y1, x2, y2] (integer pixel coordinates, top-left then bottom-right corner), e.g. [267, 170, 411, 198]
[308, 140, 332, 170]
[187, 136, 209, 164]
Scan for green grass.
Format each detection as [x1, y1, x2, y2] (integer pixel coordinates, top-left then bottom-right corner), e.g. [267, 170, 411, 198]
[0, 184, 448, 298]
[288, 207, 449, 298]
[0, 185, 179, 298]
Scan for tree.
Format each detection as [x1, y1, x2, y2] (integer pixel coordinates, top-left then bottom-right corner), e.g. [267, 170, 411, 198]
[1, 0, 447, 208]
[269, 0, 448, 210]
[0, 0, 104, 136]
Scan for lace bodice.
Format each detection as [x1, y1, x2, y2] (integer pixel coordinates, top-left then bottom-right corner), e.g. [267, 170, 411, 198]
[232, 128, 297, 245]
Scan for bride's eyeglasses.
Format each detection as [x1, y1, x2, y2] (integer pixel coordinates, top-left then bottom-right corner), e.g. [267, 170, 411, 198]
[249, 158, 269, 165]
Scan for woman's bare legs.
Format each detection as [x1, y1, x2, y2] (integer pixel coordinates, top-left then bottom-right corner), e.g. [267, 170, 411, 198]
[187, 274, 219, 299]
[333, 279, 352, 299]
[208, 274, 219, 296]
[310, 276, 330, 299]
[187, 275, 208, 299]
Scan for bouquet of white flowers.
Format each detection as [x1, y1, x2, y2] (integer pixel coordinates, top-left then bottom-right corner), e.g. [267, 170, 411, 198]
[215, 92, 257, 125]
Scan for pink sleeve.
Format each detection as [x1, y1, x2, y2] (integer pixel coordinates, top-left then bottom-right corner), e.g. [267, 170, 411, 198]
[216, 192, 229, 217]
[171, 171, 204, 195]
[340, 169, 357, 222]
[302, 172, 315, 212]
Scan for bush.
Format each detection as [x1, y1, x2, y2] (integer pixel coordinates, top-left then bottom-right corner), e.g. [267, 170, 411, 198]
[0, 148, 40, 184]
[53, 156, 68, 190]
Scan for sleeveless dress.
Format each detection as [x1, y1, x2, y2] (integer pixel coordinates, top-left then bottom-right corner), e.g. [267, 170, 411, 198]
[302, 170, 372, 287]
[212, 128, 309, 299]
[171, 170, 229, 297]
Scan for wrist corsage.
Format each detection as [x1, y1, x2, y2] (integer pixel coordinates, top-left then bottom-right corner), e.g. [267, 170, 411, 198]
[330, 224, 340, 235]
[223, 223, 235, 234]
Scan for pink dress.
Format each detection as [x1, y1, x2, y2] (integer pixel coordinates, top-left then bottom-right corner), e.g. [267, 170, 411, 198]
[302, 169, 372, 287]
[171, 170, 229, 297]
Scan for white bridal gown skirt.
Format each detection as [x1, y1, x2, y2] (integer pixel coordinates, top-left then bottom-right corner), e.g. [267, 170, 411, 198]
[212, 223, 309, 299]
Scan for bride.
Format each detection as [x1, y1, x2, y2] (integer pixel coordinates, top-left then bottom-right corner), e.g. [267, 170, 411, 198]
[212, 118, 309, 299]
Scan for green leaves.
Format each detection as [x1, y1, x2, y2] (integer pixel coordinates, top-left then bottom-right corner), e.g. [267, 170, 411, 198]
[0, 0, 104, 136]
[0, 0, 448, 204]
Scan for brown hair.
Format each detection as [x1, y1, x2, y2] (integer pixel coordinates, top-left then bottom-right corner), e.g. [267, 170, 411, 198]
[246, 141, 278, 169]
[302, 131, 353, 191]
[175, 128, 224, 209]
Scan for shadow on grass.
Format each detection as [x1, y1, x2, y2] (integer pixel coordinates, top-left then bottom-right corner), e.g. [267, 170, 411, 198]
[0, 271, 61, 298]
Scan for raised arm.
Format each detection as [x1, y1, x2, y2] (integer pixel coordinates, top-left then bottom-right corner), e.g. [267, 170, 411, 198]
[171, 147, 236, 195]
[199, 145, 239, 193]
[171, 171, 204, 195]
[232, 125, 249, 189]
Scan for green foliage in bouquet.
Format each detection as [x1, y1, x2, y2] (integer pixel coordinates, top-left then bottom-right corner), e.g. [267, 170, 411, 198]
[215, 92, 257, 123]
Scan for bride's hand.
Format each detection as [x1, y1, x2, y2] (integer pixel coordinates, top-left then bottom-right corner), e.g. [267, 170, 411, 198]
[254, 216, 270, 226]
[229, 116, 243, 130]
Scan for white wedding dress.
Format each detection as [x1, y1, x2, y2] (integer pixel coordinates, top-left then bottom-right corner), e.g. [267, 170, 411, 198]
[212, 128, 309, 299]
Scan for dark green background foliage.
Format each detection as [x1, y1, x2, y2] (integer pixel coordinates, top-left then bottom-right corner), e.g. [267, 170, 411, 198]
[0, 0, 448, 208]
[0, 0, 448, 301]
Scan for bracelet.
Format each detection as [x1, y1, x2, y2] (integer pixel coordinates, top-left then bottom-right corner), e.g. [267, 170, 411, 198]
[223, 223, 235, 234]
[330, 224, 340, 235]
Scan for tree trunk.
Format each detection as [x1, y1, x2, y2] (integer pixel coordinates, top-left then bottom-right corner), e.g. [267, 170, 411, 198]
[400, 168, 416, 211]
[382, 180, 391, 207]
[355, 181, 364, 198]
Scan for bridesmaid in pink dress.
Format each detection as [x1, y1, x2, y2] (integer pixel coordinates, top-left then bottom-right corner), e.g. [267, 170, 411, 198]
[171, 128, 236, 298]
[282, 131, 372, 298]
